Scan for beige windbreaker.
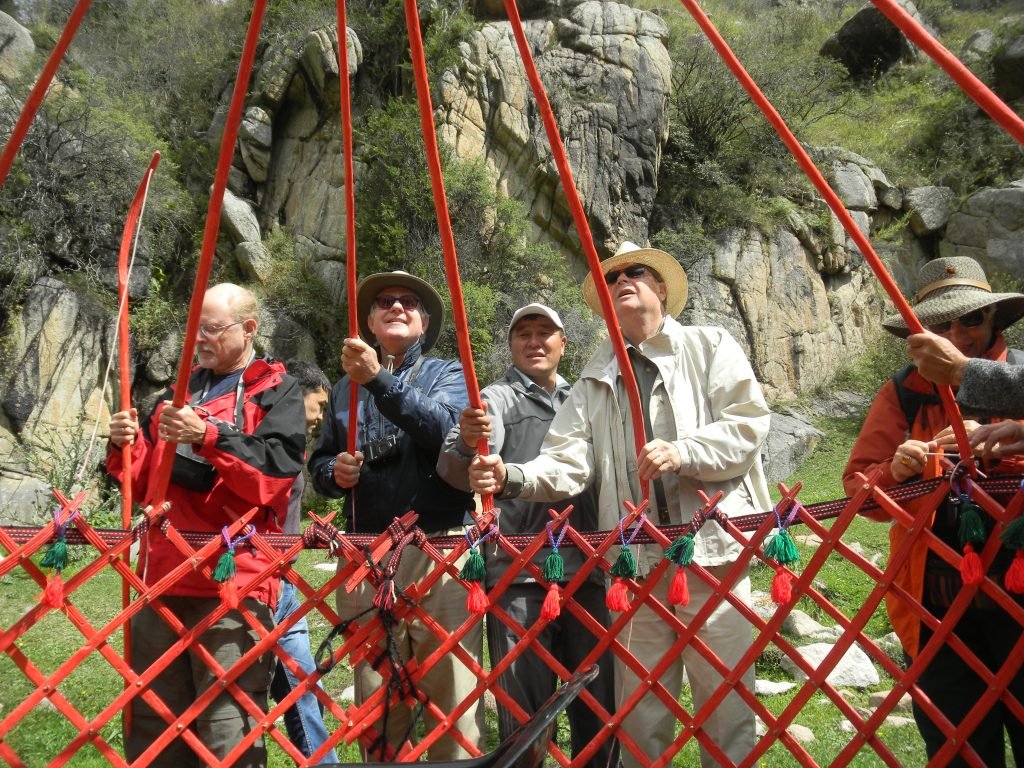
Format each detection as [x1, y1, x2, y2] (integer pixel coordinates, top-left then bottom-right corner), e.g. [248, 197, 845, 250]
[505, 318, 772, 574]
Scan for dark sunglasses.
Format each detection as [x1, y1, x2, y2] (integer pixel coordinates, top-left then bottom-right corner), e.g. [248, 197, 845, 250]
[604, 264, 652, 285]
[926, 308, 991, 334]
[374, 294, 421, 311]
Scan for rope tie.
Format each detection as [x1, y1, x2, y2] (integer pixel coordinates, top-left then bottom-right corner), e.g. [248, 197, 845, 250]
[459, 525, 496, 615]
[373, 525, 427, 612]
[212, 525, 256, 610]
[606, 513, 647, 612]
[765, 500, 802, 604]
[40, 505, 81, 609]
[541, 520, 570, 620]
[302, 518, 344, 556]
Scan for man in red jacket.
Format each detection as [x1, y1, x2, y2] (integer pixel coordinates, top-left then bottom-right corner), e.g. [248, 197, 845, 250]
[107, 283, 306, 767]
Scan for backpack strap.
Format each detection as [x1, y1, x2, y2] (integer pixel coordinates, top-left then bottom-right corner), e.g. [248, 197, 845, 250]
[892, 364, 940, 433]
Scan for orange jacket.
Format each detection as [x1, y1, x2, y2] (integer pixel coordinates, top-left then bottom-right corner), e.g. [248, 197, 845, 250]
[842, 335, 1024, 657]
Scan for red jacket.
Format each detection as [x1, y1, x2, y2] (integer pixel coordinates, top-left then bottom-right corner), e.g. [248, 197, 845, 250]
[843, 335, 1024, 656]
[107, 357, 306, 604]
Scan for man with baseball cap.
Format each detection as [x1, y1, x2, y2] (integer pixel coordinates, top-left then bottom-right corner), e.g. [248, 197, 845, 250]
[438, 303, 617, 765]
[309, 270, 482, 759]
[469, 243, 771, 767]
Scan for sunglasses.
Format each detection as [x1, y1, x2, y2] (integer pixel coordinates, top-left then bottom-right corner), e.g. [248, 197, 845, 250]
[926, 308, 992, 334]
[604, 264, 653, 285]
[374, 294, 422, 311]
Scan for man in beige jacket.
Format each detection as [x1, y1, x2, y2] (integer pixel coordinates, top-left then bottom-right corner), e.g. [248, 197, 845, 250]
[470, 242, 771, 767]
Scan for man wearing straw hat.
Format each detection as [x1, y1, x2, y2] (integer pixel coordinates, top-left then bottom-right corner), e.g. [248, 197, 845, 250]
[107, 283, 307, 767]
[437, 302, 618, 766]
[309, 270, 482, 759]
[469, 243, 770, 767]
[844, 256, 1024, 766]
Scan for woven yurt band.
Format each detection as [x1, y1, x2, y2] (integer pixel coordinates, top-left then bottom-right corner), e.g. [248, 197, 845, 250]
[916, 278, 991, 302]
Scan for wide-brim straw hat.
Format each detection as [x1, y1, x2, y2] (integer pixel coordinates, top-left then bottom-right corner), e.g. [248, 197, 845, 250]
[582, 241, 688, 318]
[356, 270, 445, 353]
[883, 256, 1024, 338]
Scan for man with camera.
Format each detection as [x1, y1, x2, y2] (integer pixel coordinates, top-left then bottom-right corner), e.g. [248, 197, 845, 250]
[309, 270, 482, 759]
[106, 282, 307, 767]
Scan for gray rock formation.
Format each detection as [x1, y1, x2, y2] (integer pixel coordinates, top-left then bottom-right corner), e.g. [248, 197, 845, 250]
[0, 278, 116, 524]
[781, 641, 880, 688]
[764, 413, 825, 484]
[437, 0, 672, 256]
[0, 10, 34, 80]
[905, 185, 957, 236]
[940, 178, 1024, 276]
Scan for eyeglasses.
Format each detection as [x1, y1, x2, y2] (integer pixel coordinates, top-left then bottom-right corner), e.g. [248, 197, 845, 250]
[197, 321, 242, 339]
[926, 308, 992, 334]
[604, 264, 652, 285]
[374, 294, 422, 311]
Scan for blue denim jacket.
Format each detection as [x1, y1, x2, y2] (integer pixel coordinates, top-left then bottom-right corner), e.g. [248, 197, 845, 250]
[310, 343, 474, 533]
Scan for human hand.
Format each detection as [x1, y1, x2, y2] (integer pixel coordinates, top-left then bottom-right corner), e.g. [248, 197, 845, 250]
[907, 332, 968, 387]
[969, 422, 1024, 458]
[637, 438, 682, 481]
[333, 451, 364, 488]
[459, 404, 491, 453]
[109, 407, 140, 448]
[158, 403, 208, 444]
[931, 421, 982, 454]
[341, 338, 381, 385]
[469, 454, 507, 495]
[890, 439, 930, 482]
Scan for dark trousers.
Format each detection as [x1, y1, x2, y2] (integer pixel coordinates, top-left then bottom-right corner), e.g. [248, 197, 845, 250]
[913, 599, 1024, 767]
[487, 580, 618, 767]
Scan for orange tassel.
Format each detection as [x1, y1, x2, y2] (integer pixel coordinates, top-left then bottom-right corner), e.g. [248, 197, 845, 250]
[1006, 551, 1024, 594]
[42, 573, 65, 609]
[770, 567, 793, 604]
[961, 544, 984, 586]
[541, 584, 561, 620]
[606, 578, 630, 612]
[220, 580, 240, 610]
[668, 567, 690, 606]
[466, 581, 488, 614]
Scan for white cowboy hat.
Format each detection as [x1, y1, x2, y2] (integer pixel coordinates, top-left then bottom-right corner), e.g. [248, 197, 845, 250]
[582, 241, 688, 318]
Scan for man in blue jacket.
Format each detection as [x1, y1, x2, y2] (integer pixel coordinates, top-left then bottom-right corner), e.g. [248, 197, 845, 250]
[309, 271, 481, 759]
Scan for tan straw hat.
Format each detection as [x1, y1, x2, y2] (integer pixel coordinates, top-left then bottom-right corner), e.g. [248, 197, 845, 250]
[582, 241, 688, 318]
[356, 270, 445, 352]
[883, 256, 1024, 338]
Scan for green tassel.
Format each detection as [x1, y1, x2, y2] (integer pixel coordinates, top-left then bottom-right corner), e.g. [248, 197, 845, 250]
[958, 501, 986, 546]
[212, 549, 236, 583]
[40, 538, 68, 571]
[609, 546, 637, 579]
[664, 534, 695, 566]
[764, 529, 800, 566]
[1001, 515, 1024, 549]
[543, 549, 565, 581]
[459, 547, 487, 582]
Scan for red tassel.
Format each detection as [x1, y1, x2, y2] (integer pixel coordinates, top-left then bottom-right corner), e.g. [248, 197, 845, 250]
[42, 572, 64, 609]
[668, 567, 690, 606]
[1006, 551, 1024, 594]
[961, 544, 984, 586]
[466, 581, 488, 614]
[541, 584, 561, 620]
[220, 580, 240, 610]
[770, 567, 793, 604]
[606, 578, 630, 612]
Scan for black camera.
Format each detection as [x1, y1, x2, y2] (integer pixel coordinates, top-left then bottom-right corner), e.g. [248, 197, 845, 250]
[364, 434, 400, 464]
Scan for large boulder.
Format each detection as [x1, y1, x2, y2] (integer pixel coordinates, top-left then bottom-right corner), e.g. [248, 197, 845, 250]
[819, 0, 929, 79]
[993, 35, 1024, 102]
[764, 412, 824, 483]
[905, 185, 957, 237]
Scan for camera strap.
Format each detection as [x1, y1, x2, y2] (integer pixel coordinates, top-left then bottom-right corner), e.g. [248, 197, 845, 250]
[362, 352, 427, 444]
